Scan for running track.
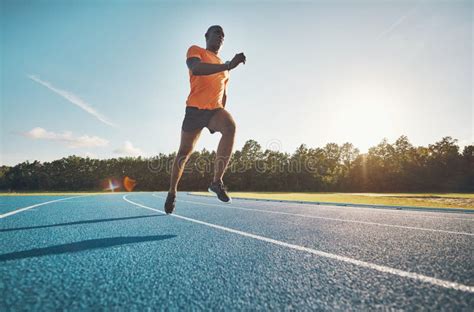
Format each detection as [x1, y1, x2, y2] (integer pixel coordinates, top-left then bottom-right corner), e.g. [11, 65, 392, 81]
[1, 192, 473, 310]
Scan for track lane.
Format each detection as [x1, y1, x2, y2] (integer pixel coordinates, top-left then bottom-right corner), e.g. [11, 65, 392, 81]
[125, 194, 473, 293]
[147, 192, 474, 286]
[153, 194, 473, 236]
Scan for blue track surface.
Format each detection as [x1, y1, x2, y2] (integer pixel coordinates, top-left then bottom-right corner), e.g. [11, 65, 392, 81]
[1, 192, 473, 310]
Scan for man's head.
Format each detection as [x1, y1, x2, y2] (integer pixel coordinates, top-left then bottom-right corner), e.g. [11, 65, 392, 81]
[205, 25, 225, 53]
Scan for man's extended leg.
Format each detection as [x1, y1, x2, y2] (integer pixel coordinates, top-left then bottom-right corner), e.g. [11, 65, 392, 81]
[169, 129, 202, 194]
[165, 129, 201, 214]
[208, 109, 236, 183]
[207, 109, 236, 202]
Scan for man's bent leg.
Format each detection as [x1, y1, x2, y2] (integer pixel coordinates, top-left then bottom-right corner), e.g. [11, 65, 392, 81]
[169, 129, 202, 194]
[208, 109, 236, 183]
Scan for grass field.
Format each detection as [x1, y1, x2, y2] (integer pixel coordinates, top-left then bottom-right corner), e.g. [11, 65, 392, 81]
[191, 192, 474, 210]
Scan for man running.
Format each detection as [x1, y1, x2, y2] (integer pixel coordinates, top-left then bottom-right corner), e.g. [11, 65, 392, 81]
[164, 25, 246, 214]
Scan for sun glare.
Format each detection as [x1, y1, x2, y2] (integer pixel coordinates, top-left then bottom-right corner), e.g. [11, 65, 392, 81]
[327, 80, 403, 149]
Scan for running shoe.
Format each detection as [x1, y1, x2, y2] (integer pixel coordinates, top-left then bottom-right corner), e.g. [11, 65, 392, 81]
[164, 192, 176, 214]
[208, 181, 232, 203]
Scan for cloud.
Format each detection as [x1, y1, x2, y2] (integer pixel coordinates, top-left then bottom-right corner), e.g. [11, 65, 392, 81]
[28, 74, 116, 127]
[113, 141, 143, 157]
[376, 2, 422, 40]
[24, 127, 109, 148]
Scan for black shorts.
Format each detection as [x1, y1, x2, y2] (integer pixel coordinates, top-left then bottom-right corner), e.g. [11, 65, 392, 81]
[181, 106, 222, 134]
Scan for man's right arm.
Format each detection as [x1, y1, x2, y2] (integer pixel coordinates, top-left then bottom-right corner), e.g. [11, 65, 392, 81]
[187, 57, 228, 76]
[187, 53, 246, 76]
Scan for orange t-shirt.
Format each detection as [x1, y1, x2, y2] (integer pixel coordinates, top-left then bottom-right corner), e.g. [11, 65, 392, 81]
[186, 45, 229, 110]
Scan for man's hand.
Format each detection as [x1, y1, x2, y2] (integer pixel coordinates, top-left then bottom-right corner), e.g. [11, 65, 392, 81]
[229, 53, 246, 70]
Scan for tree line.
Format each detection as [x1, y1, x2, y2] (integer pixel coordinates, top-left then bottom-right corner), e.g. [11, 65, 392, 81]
[0, 136, 472, 192]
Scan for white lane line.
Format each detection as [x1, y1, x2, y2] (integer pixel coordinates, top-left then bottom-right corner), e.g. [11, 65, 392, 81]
[152, 194, 473, 237]
[0, 195, 91, 219]
[185, 194, 474, 222]
[123, 194, 474, 293]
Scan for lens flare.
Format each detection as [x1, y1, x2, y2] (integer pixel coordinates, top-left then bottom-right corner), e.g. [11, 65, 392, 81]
[102, 178, 120, 192]
[123, 176, 137, 192]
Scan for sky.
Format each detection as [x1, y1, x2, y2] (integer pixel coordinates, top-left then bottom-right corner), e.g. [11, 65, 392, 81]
[1, 0, 472, 166]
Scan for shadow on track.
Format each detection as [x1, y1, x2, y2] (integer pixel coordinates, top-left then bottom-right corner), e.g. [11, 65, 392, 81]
[0, 235, 176, 262]
[0, 214, 164, 232]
